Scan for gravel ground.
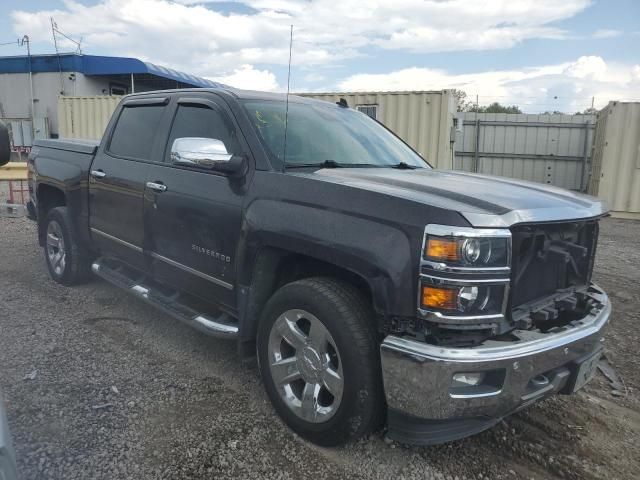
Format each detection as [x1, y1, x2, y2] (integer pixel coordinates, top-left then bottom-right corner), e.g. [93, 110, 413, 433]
[1, 216, 639, 480]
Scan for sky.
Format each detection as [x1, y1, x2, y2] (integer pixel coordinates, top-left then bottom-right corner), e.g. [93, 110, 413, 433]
[1, 0, 639, 113]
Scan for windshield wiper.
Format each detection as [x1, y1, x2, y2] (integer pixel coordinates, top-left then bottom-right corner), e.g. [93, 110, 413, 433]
[389, 161, 418, 170]
[285, 160, 342, 169]
[285, 160, 383, 169]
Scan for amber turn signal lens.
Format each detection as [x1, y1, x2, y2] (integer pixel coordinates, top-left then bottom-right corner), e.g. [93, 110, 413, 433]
[421, 285, 458, 310]
[425, 238, 460, 261]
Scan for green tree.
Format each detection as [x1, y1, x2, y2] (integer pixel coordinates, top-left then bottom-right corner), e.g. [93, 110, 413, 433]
[451, 89, 473, 112]
[450, 90, 523, 114]
[473, 102, 522, 114]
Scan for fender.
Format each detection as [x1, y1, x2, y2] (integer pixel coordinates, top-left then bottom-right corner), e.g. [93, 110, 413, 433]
[33, 152, 93, 248]
[235, 198, 418, 340]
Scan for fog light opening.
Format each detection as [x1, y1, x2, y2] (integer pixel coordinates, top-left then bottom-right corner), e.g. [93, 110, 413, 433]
[452, 372, 485, 387]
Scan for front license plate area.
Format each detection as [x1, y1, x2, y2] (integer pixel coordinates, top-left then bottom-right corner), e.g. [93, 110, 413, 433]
[571, 350, 602, 393]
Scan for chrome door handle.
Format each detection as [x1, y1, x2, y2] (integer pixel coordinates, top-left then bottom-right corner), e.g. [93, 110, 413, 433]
[90, 170, 106, 179]
[146, 181, 167, 193]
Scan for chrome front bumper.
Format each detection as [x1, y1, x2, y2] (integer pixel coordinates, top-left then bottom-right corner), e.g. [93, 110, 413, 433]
[380, 284, 610, 445]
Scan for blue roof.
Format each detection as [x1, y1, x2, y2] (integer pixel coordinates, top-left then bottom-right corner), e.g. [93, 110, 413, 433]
[0, 53, 225, 89]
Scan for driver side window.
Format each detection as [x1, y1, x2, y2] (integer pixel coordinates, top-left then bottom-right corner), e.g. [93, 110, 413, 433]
[165, 104, 241, 162]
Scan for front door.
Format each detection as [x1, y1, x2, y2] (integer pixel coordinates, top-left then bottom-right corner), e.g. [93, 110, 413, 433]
[143, 95, 249, 310]
[89, 98, 168, 271]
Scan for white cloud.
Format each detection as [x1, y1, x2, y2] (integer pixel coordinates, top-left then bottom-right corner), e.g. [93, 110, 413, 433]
[209, 64, 279, 91]
[592, 29, 623, 39]
[11, 0, 591, 77]
[337, 56, 640, 113]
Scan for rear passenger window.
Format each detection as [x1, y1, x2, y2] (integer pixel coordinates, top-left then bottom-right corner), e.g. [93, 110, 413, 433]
[166, 105, 241, 161]
[109, 105, 164, 160]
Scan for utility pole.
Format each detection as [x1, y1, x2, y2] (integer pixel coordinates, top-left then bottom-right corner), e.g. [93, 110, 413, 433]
[51, 17, 64, 95]
[21, 36, 35, 122]
[591, 96, 595, 110]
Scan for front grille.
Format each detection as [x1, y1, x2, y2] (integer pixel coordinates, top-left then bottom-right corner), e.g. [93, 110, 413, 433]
[509, 220, 599, 315]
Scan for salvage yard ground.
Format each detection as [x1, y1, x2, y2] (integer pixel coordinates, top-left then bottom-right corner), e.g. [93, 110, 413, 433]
[1, 216, 639, 480]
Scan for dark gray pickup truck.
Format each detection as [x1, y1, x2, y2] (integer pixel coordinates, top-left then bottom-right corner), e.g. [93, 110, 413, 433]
[27, 87, 611, 446]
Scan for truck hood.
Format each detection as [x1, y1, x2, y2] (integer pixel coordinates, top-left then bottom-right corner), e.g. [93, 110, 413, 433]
[299, 168, 608, 227]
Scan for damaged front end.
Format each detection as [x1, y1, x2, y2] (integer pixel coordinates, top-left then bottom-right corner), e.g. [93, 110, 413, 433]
[380, 219, 610, 445]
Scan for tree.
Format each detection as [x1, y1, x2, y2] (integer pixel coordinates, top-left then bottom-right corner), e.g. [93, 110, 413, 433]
[575, 107, 597, 115]
[474, 102, 522, 114]
[450, 90, 523, 114]
[451, 89, 473, 112]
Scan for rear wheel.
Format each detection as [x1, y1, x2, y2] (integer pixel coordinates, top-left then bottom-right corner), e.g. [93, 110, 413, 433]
[257, 277, 383, 446]
[43, 207, 90, 285]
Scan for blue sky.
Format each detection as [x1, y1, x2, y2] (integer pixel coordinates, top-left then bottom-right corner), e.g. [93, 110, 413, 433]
[2, 0, 639, 112]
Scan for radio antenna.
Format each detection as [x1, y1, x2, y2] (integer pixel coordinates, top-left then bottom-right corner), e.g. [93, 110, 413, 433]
[282, 24, 293, 171]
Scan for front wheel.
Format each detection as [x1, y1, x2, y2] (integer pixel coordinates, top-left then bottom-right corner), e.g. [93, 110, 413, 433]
[257, 277, 383, 446]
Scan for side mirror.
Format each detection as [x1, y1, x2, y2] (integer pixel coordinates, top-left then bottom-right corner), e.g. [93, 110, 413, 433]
[0, 121, 10, 167]
[170, 137, 246, 176]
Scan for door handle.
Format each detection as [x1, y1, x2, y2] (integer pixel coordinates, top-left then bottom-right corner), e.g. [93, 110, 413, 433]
[146, 181, 167, 193]
[90, 169, 106, 179]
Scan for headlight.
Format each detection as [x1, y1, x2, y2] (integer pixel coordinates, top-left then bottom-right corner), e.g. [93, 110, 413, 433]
[420, 279, 507, 317]
[419, 225, 512, 324]
[424, 233, 509, 269]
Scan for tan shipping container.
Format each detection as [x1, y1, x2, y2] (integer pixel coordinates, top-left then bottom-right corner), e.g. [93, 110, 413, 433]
[299, 91, 455, 169]
[58, 95, 121, 140]
[589, 101, 640, 218]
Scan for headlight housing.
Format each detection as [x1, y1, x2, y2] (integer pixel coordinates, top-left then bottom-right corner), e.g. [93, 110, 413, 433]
[420, 278, 507, 317]
[423, 226, 510, 270]
[419, 225, 511, 327]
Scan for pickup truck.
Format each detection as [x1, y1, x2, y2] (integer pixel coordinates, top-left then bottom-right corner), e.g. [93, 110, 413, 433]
[27, 88, 611, 446]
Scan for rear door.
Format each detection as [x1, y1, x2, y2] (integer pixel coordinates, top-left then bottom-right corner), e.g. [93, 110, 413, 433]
[88, 97, 168, 271]
[143, 94, 249, 309]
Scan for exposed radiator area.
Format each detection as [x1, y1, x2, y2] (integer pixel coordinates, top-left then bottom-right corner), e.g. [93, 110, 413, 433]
[509, 220, 599, 331]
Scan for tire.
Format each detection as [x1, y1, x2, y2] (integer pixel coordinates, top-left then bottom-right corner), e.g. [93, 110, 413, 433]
[43, 206, 90, 286]
[257, 277, 383, 446]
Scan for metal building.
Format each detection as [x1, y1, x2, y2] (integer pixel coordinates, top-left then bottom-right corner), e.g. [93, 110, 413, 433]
[300, 91, 456, 169]
[0, 53, 224, 141]
[453, 112, 595, 191]
[589, 101, 640, 218]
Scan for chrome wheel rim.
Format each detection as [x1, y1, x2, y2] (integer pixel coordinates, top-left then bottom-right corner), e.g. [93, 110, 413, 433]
[268, 309, 344, 423]
[46, 220, 66, 276]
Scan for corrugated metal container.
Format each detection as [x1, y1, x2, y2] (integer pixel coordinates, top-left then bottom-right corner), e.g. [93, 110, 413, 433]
[454, 112, 595, 191]
[589, 101, 640, 217]
[58, 96, 121, 140]
[299, 91, 455, 169]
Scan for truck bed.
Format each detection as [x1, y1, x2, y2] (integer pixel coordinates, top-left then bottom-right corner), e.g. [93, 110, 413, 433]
[34, 138, 99, 155]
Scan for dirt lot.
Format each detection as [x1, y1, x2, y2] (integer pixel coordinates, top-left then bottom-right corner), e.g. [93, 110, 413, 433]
[1, 216, 639, 480]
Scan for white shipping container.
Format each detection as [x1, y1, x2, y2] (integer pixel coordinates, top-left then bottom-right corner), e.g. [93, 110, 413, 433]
[299, 91, 455, 169]
[58, 95, 122, 140]
[589, 101, 640, 218]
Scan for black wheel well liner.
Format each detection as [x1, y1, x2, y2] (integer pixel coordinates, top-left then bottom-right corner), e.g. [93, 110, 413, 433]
[237, 246, 381, 354]
[36, 184, 66, 246]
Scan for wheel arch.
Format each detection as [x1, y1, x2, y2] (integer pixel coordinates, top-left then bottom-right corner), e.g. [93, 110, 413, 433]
[36, 183, 67, 246]
[236, 245, 386, 356]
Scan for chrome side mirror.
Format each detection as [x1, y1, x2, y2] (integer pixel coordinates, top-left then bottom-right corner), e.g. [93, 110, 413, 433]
[0, 121, 10, 167]
[171, 137, 233, 169]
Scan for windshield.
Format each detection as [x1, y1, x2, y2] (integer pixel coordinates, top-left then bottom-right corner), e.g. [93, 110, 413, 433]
[242, 100, 430, 169]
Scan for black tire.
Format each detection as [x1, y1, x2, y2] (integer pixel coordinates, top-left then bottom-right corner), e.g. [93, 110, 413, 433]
[257, 277, 383, 446]
[42, 206, 90, 286]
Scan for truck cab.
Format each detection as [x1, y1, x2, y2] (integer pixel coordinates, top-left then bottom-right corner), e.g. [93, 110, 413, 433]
[27, 87, 610, 446]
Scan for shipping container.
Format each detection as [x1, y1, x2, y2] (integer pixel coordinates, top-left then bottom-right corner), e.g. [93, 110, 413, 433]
[299, 91, 455, 169]
[454, 112, 595, 191]
[589, 101, 640, 218]
[58, 95, 121, 140]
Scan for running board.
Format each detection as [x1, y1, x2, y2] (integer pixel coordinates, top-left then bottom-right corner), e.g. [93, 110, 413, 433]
[91, 259, 238, 339]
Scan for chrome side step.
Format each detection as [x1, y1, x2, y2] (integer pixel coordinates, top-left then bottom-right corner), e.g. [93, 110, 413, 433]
[91, 259, 238, 339]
